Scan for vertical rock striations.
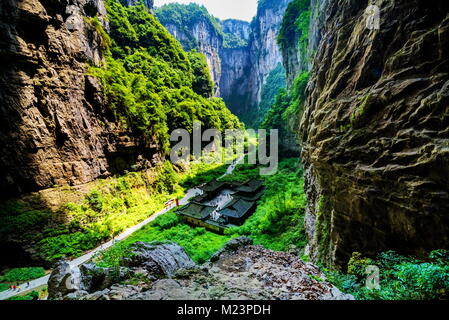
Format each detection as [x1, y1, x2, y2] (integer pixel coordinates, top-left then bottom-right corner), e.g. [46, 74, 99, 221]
[155, 4, 223, 96]
[0, 0, 108, 197]
[243, 0, 293, 113]
[300, 0, 449, 267]
[0, 0, 162, 198]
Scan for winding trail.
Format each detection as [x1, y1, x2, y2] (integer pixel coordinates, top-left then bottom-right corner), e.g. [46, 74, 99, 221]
[0, 158, 244, 300]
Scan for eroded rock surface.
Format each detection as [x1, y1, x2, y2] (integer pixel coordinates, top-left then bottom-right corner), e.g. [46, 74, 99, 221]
[300, 0, 449, 266]
[0, 0, 162, 198]
[121, 242, 196, 277]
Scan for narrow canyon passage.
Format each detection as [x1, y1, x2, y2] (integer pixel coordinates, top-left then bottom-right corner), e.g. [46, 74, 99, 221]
[0, 0, 448, 302]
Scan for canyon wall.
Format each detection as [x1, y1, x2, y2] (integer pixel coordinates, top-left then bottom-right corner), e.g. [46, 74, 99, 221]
[156, 0, 292, 116]
[300, 0, 449, 267]
[0, 0, 161, 198]
[243, 0, 293, 114]
[162, 21, 223, 96]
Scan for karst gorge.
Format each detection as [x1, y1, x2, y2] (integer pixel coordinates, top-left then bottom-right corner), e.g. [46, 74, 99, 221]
[0, 0, 448, 302]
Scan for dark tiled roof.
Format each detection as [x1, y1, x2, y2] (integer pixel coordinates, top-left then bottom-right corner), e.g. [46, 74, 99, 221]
[235, 189, 264, 201]
[177, 203, 215, 220]
[218, 198, 255, 219]
[199, 180, 225, 193]
[235, 179, 264, 193]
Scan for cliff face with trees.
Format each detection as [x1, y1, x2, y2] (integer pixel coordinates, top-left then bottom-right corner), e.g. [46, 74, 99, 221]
[0, 0, 240, 198]
[298, 0, 449, 267]
[0, 0, 112, 197]
[155, 0, 292, 121]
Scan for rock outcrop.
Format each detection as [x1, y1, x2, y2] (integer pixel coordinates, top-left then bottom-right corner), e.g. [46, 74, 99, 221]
[300, 0, 449, 267]
[51, 239, 353, 300]
[48, 261, 131, 300]
[121, 242, 196, 277]
[0, 0, 162, 198]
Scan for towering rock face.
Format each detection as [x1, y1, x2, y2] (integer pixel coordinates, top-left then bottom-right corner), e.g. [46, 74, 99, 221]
[156, 4, 223, 96]
[221, 19, 250, 41]
[156, 0, 292, 116]
[165, 21, 222, 96]
[220, 47, 251, 110]
[0, 0, 161, 197]
[300, 0, 449, 267]
[307, 0, 328, 70]
[245, 0, 292, 110]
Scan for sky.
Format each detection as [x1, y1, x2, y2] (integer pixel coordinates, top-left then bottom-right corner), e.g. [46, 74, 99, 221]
[154, 0, 259, 21]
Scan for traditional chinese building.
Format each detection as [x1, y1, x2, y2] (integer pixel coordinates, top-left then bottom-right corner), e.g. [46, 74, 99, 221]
[177, 179, 265, 234]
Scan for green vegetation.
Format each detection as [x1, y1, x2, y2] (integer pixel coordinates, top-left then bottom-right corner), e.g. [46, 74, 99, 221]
[187, 50, 215, 98]
[262, 72, 309, 147]
[0, 267, 46, 293]
[0, 283, 8, 292]
[243, 63, 287, 128]
[91, 0, 242, 153]
[156, 3, 223, 51]
[222, 31, 248, 49]
[325, 250, 449, 300]
[156, 2, 248, 49]
[0, 267, 45, 282]
[96, 158, 307, 267]
[7, 290, 40, 300]
[260, 0, 311, 150]
[278, 0, 311, 56]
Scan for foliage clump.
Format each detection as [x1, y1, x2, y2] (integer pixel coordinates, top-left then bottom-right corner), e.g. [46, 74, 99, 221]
[325, 250, 449, 300]
[261, 71, 309, 145]
[91, 0, 242, 154]
[0, 267, 45, 282]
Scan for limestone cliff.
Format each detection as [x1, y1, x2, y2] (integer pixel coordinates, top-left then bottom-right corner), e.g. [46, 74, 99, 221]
[155, 4, 223, 96]
[245, 0, 292, 111]
[300, 0, 449, 267]
[156, 0, 292, 116]
[0, 0, 161, 198]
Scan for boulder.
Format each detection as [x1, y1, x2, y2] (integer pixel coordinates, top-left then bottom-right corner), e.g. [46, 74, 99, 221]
[122, 242, 196, 277]
[47, 261, 81, 299]
[48, 261, 131, 299]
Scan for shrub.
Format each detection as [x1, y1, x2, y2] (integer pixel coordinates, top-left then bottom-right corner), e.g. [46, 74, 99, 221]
[1, 267, 45, 282]
[326, 251, 449, 300]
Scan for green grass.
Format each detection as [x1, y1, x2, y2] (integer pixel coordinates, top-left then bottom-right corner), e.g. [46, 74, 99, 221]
[95, 211, 234, 266]
[0, 267, 45, 283]
[7, 290, 40, 301]
[0, 283, 9, 292]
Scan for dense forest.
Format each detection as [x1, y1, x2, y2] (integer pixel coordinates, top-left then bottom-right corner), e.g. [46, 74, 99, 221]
[0, 0, 448, 302]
